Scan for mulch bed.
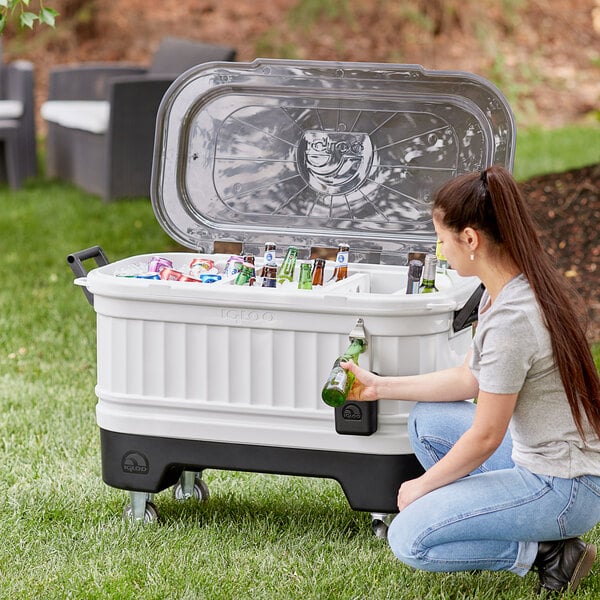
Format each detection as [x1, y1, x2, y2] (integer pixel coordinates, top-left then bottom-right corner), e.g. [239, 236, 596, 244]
[520, 164, 600, 343]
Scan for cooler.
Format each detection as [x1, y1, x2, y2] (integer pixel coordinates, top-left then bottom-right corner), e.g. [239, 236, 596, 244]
[68, 59, 515, 534]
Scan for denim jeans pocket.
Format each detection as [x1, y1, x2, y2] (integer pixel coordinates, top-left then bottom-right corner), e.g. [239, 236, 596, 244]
[557, 476, 600, 537]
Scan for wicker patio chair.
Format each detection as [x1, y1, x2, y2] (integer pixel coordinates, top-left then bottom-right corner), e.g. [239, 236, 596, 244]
[0, 40, 37, 189]
[41, 37, 236, 201]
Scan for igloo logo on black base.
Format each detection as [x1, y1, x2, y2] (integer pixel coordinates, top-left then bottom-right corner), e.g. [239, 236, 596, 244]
[341, 403, 363, 421]
[121, 451, 150, 475]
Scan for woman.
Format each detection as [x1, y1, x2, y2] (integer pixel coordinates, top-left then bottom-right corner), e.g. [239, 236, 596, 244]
[342, 166, 600, 594]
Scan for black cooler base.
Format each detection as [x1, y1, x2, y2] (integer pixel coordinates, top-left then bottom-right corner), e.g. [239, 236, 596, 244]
[100, 428, 424, 515]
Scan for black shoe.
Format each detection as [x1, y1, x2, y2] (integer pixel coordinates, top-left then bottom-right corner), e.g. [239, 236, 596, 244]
[534, 538, 597, 594]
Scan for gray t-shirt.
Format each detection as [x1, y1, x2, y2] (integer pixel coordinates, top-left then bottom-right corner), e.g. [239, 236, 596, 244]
[469, 274, 600, 478]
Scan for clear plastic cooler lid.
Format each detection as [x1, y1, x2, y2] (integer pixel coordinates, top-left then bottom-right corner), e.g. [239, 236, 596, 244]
[151, 59, 515, 264]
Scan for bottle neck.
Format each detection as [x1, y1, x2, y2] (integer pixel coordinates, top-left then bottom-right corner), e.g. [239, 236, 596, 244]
[342, 338, 365, 360]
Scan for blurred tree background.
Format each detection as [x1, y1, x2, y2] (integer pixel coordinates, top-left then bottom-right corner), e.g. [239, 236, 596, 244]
[2, 0, 599, 133]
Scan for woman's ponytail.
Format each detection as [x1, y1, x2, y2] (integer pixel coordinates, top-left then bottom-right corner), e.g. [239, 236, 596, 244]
[433, 166, 600, 438]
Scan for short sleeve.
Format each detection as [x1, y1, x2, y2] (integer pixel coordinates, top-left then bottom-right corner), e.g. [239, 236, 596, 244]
[472, 306, 537, 395]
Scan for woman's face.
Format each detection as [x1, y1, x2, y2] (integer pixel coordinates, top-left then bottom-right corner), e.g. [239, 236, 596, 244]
[433, 215, 475, 277]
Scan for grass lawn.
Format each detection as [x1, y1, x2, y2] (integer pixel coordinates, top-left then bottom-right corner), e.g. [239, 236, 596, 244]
[513, 124, 600, 181]
[0, 126, 599, 598]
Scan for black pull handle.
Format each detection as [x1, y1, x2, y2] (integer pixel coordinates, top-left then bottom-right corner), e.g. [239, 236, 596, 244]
[453, 283, 485, 333]
[66, 246, 110, 306]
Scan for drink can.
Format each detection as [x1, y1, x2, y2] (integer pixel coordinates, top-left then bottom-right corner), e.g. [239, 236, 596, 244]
[189, 258, 215, 278]
[177, 273, 201, 283]
[159, 268, 181, 281]
[235, 263, 255, 286]
[148, 256, 173, 273]
[199, 273, 222, 284]
[225, 255, 244, 276]
[135, 272, 161, 280]
[160, 268, 202, 282]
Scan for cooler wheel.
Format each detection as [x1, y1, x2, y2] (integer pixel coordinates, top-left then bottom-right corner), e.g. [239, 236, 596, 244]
[371, 513, 395, 539]
[173, 471, 210, 502]
[123, 492, 159, 524]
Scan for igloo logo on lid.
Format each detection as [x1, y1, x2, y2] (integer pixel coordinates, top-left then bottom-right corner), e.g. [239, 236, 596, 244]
[299, 130, 373, 195]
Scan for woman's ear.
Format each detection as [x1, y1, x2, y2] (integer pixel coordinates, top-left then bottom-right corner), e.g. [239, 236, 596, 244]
[462, 227, 480, 251]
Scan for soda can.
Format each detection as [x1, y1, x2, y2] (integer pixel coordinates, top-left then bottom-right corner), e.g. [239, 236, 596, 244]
[225, 255, 244, 276]
[135, 272, 161, 280]
[189, 257, 215, 278]
[235, 263, 255, 286]
[177, 273, 201, 283]
[199, 274, 222, 284]
[159, 268, 183, 281]
[160, 268, 202, 283]
[148, 256, 173, 273]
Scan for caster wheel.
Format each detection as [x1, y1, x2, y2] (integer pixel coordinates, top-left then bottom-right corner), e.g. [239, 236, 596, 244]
[122, 501, 159, 524]
[372, 518, 389, 539]
[173, 475, 210, 502]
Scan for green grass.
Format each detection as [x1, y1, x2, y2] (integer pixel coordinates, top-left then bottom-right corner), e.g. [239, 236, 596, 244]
[514, 124, 600, 182]
[0, 126, 599, 599]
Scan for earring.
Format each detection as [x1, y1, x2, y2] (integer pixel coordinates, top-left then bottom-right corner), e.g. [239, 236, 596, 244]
[470, 253, 475, 262]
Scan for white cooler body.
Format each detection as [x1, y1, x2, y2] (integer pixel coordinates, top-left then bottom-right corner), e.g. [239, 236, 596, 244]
[84, 254, 477, 512]
[72, 59, 515, 515]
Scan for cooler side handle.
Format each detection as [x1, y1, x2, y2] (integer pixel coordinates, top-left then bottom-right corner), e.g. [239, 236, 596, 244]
[66, 245, 110, 307]
[452, 283, 485, 333]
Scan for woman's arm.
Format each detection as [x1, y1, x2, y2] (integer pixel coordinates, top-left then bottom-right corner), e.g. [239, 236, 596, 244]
[396, 390, 518, 510]
[342, 350, 479, 402]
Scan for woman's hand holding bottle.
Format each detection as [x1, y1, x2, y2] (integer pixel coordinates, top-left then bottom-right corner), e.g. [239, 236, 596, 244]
[339, 359, 380, 401]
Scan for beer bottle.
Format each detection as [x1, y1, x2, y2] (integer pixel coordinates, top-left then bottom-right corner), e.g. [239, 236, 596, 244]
[405, 259, 423, 295]
[260, 243, 276, 277]
[297, 262, 313, 290]
[419, 254, 438, 293]
[311, 258, 325, 286]
[277, 246, 298, 284]
[321, 338, 366, 407]
[329, 243, 349, 282]
[261, 263, 277, 288]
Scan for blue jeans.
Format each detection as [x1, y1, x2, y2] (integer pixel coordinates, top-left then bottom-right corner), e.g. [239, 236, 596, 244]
[387, 401, 600, 576]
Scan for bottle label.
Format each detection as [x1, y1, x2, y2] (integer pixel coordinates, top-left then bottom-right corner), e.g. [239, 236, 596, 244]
[262, 277, 277, 288]
[406, 280, 420, 295]
[336, 251, 349, 267]
[436, 240, 446, 261]
[329, 368, 348, 391]
[264, 250, 275, 263]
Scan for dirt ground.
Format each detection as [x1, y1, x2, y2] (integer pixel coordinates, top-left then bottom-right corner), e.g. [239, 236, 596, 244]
[520, 164, 599, 343]
[4, 0, 600, 340]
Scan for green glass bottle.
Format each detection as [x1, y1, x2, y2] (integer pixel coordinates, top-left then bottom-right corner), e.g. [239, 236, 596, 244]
[297, 262, 313, 289]
[436, 239, 448, 274]
[419, 254, 438, 293]
[321, 338, 366, 407]
[277, 246, 298, 284]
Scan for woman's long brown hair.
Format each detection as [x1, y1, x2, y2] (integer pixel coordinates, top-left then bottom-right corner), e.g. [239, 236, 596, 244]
[433, 165, 600, 439]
